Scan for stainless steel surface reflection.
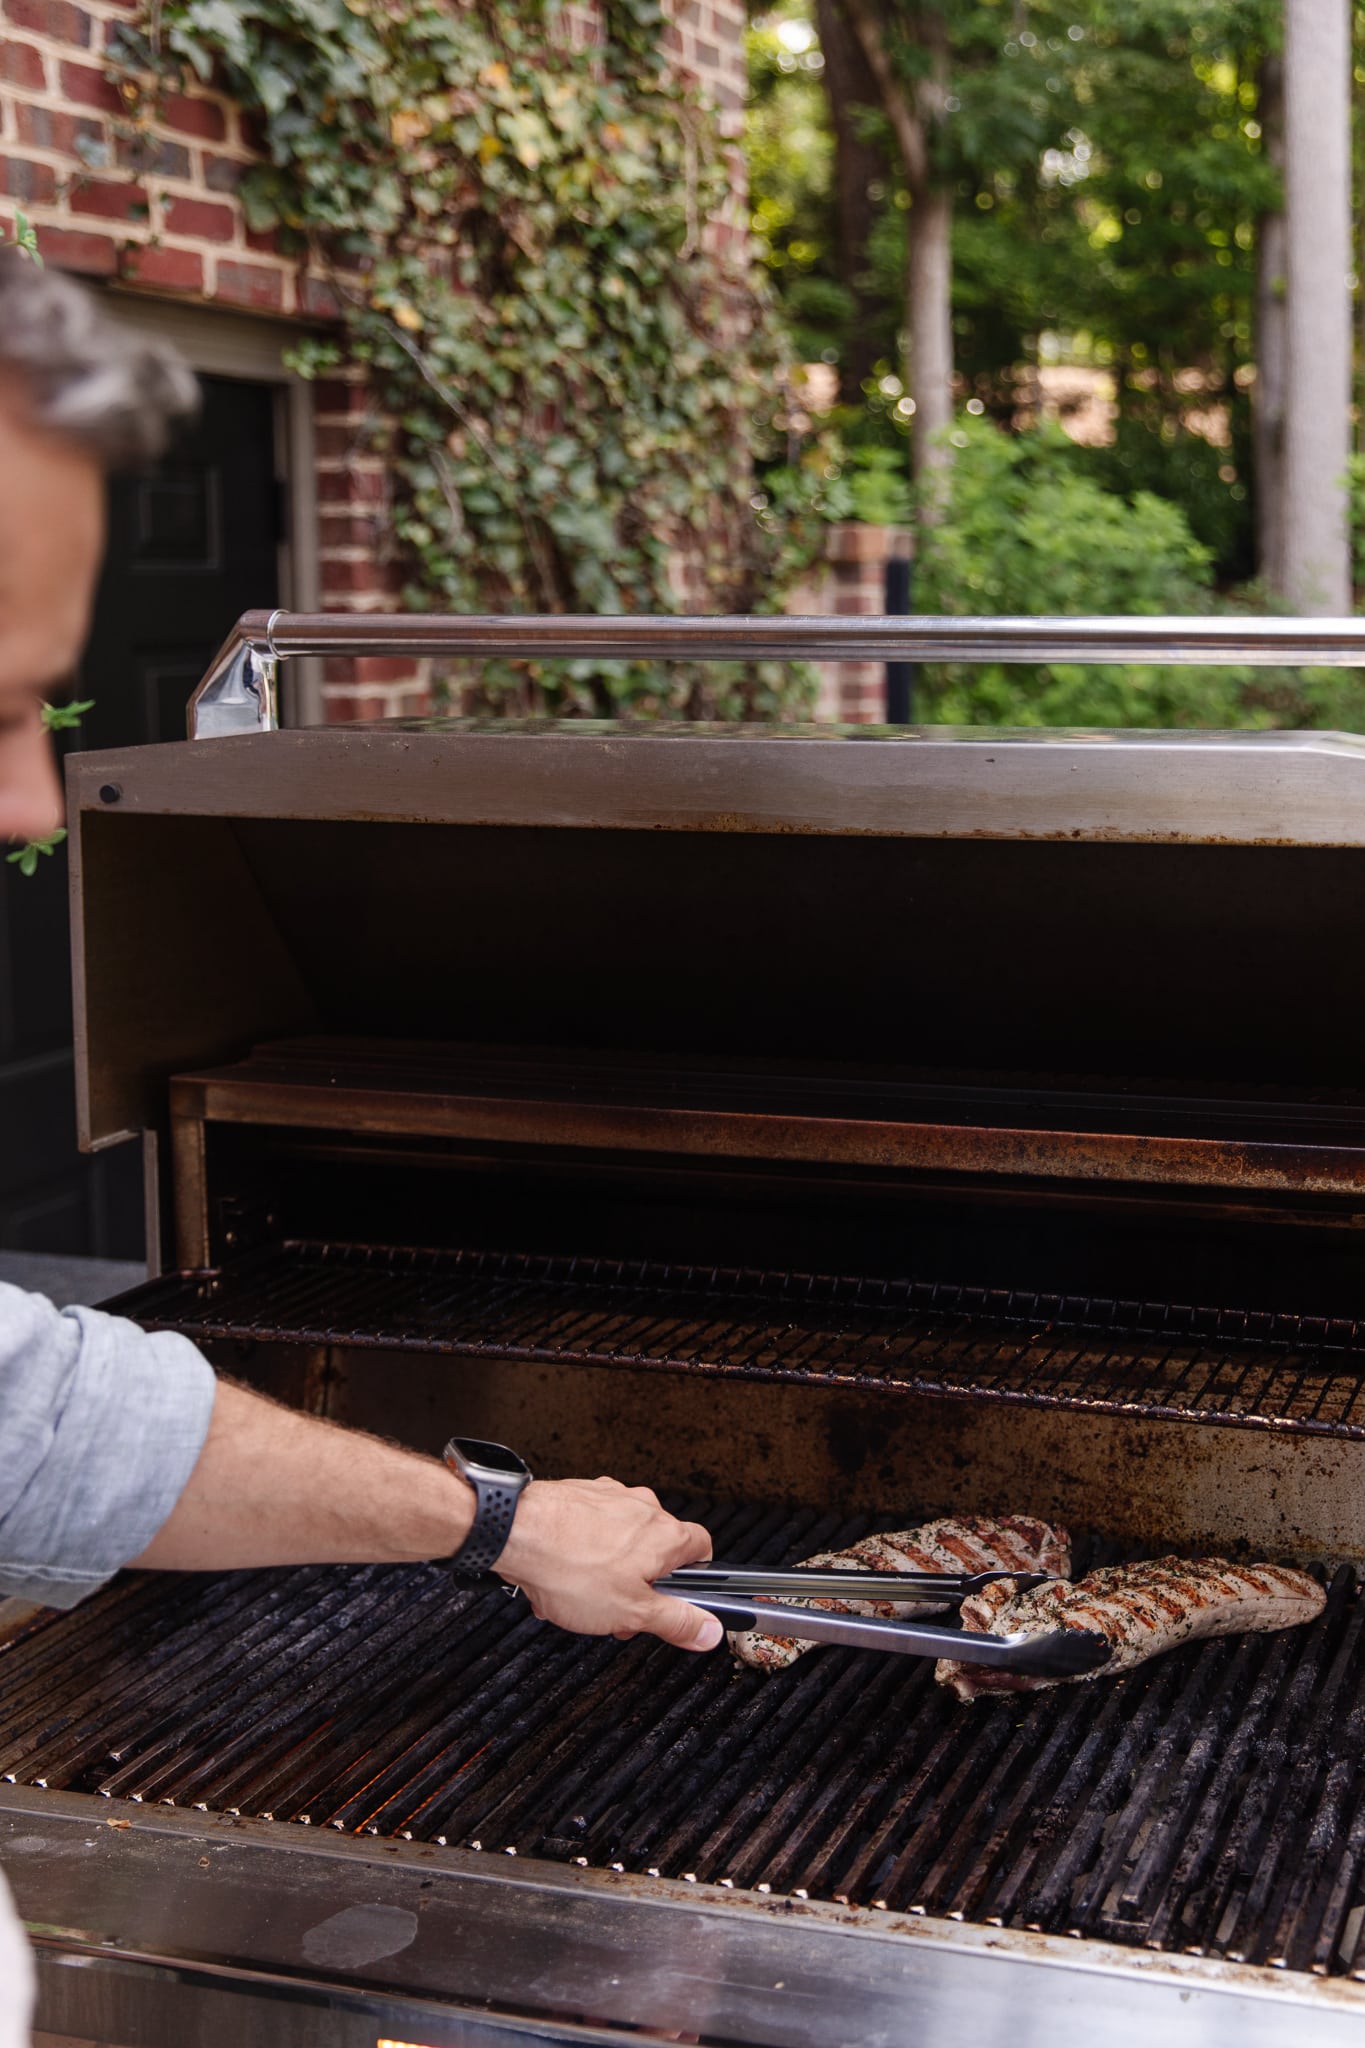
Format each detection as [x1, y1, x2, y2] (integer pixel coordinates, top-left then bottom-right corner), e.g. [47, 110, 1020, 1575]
[8, 1788, 1365, 2048]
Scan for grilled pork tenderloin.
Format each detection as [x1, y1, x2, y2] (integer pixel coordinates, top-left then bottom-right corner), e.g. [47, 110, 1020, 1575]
[936, 1555, 1326, 1702]
[729, 1514, 1071, 1673]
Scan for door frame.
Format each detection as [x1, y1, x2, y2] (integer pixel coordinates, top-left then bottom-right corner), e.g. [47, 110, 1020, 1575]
[100, 291, 325, 729]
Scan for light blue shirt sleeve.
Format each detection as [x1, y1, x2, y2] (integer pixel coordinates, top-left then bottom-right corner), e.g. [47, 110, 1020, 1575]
[0, 1282, 217, 1609]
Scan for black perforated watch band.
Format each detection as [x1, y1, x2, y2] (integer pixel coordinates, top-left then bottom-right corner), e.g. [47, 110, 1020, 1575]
[442, 1438, 530, 1579]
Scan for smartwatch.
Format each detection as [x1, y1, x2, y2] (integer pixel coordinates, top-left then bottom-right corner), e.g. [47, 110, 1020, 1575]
[442, 1437, 533, 1580]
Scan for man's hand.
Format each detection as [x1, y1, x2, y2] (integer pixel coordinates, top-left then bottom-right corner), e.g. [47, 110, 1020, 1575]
[497, 1477, 722, 1652]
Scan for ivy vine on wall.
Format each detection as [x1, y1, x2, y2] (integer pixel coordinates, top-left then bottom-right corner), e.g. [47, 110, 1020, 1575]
[110, 0, 828, 716]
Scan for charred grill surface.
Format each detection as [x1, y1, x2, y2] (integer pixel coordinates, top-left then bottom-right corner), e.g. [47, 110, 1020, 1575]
[4, 1506, 1363, 1977]
[122, 1240, 1365, 1438]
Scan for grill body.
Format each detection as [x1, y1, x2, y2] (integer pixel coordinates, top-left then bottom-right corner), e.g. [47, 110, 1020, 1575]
[11, 708, 1365, 2043]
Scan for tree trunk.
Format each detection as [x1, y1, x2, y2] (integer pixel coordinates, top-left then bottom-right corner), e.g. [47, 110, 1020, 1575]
[838, 0, 954, 488]
[814, 0, 889, 405]
[908, 183, 953, 480]
[1280, 0, 1352, 613]
[1253, 52, 1287, 591]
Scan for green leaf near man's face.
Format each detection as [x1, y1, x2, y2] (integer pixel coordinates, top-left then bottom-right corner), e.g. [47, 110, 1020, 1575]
[6, 829, 68, 877]
[41, 699, 95, 732]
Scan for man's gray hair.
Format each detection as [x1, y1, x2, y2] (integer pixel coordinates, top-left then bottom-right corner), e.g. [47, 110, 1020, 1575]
[0, 247, 199, 466]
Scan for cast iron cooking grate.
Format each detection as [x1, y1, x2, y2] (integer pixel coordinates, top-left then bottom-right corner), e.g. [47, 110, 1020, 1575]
[119, 1239, 1365, 1437]
[3, 1504, 1363, 1977]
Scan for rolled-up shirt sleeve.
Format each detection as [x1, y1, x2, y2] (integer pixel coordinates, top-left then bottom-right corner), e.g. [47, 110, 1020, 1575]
[0, 1282, 217, 1609]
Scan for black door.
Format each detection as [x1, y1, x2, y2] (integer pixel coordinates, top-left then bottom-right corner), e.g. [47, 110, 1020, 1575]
[0, 374, 281, 1256]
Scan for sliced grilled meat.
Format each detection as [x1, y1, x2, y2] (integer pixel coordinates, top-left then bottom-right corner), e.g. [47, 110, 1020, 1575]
[729, 1514, 1071, 1673]
[936, 1556, 1326, 1702]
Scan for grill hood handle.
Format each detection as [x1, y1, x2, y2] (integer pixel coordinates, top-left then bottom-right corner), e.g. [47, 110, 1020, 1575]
[187, 609, 1365, 737]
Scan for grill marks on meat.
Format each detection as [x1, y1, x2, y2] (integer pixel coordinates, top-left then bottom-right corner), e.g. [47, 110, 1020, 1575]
[936, 1556, 1326, 1702]
[728, 1514, 1071, 1673]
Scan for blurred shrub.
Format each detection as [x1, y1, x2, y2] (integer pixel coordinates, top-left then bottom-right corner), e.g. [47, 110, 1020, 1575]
[1076, 416, 1255, 586]
[841, 445, 914, 526]
[912, 418, 1363, 728]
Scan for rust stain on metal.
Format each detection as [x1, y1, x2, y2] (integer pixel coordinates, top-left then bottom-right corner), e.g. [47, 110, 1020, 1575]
[168, 1046, 1365, 1203]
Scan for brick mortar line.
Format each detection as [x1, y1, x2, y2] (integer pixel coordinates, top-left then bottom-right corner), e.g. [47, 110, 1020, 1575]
[0, 145, 255, 184]
[5, 212, 304, 280]
[1, 154, 351, 289]
[1, 118, 264, 173]
[2, 140, 271, 190]
[0, 25, 236, 92]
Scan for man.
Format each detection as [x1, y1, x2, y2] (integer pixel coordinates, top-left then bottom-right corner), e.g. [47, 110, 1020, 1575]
[0, 249, 719, 2046]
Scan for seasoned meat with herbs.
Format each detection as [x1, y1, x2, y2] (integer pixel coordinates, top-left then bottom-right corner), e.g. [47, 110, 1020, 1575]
[729, 1514, 1071, 1673]
[936, 1555, 1325, 1702]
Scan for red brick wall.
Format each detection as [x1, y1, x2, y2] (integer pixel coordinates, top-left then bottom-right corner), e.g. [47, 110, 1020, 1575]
[0, 0, 750, 722]
[0, 0, 320, 308]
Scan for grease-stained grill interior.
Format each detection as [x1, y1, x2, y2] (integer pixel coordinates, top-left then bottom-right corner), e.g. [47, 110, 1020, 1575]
[4, 1508, 1364, 1978]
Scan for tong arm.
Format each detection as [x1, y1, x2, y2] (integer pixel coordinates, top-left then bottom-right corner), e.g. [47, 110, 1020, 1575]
[656, 1592, 1110, 1676]
[658, 1565, 1055, 1602]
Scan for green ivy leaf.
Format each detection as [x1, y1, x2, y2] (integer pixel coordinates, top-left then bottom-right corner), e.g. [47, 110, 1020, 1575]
[115, 0, 825, 719]
[6, 829, 66, 877]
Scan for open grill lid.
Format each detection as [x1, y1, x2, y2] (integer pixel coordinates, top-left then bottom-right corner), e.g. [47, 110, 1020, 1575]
[64, 619, 1365, 1163]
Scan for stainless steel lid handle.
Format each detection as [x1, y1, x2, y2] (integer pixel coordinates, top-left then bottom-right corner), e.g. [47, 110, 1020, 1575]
[188, 614, 280, 738]
[186, 606, 1365, 737]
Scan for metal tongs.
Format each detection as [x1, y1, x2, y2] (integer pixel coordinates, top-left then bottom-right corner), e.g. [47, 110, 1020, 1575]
[655, 1563, 1111, 1678]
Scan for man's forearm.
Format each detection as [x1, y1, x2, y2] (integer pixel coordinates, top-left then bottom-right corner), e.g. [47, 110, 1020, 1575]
[131, 1378, 474, 1571]
[128, 1378, 723, 1655]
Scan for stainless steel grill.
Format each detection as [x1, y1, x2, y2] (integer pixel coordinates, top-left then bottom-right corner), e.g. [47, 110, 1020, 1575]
[5, 1513, 1364, 1978]
[129, 1239, 1365, 1437]
[15, 612, 1365, 2047]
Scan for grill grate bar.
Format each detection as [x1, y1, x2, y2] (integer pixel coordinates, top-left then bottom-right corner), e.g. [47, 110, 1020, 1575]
[102, 1568, 467, 1809]
[1075, 1636, 1243, 1938]
[0, 1573, 308, 1783]
[1112, 1631, 1273, 1926]
[1197, 1575, 1355, 1962]
[305, 1602, 547, 1831]
[497, 1505, 816, 1862]
[1228, 1572, 1365, 1966]
[13, 1573, 338, 1793]
[1141, 1627, 1306, 1954]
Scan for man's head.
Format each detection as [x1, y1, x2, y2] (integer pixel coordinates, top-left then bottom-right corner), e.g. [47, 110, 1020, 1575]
[0, 250, 198, 843]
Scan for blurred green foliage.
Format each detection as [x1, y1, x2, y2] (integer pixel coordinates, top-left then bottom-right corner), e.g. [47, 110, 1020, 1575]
[750, 0, 1280, 586]
[914, 420, 1365, 728]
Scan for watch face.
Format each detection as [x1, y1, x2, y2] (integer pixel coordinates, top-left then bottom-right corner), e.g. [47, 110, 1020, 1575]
[453, 1437, 529, 1478]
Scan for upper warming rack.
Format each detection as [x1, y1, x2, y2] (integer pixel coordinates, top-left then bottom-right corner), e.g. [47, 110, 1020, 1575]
[121, 1240, 1365, 1441]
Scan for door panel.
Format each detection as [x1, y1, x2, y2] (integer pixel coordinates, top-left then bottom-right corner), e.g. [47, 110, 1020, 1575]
[0, 373, 282, 1257]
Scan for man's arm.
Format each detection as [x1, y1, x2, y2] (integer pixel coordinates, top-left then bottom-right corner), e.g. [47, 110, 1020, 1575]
[134, 1377, 721, 1650]
[1, 1284, 720, 1651]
